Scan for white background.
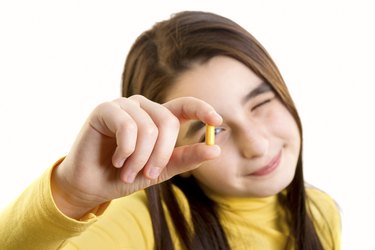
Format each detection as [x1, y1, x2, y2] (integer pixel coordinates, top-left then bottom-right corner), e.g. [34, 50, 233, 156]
[1, 1, 374, 249]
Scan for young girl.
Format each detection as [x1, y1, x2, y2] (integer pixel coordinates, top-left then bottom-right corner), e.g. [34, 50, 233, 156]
[0, 11, 340, 249]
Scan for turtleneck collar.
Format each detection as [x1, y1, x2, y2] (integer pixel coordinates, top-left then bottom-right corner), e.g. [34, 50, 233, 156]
[208, 191, 278, 209]
[203, 189, 287, 221]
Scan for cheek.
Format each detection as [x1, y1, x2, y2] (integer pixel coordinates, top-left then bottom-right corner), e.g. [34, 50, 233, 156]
[262, 102, 300, 149]
[270, 107, 301, 147]
[193, 150, 237, 178]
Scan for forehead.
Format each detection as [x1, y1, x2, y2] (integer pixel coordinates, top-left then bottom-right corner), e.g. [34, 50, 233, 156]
[165, 56, 263, 107]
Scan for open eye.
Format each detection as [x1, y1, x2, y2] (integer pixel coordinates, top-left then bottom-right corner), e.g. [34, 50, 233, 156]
[200, 127, 225, 142]
[214, 127, 224, 135]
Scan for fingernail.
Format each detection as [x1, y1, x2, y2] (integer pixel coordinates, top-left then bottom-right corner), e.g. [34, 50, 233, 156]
[209, 110, 222, 123]
[148, 167, 161, 179]
[208, 145, 221, 157]
[116, 158, 125, 168]
[125, 172, 137, 183]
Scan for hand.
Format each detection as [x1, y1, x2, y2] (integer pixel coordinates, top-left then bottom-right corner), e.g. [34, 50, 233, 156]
[51, 95, 222, 219]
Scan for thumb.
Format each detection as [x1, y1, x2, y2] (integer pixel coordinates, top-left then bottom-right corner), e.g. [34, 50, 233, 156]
[158, 144, 221, 181]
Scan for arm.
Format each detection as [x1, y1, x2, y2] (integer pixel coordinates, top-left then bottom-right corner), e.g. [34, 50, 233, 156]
[0, 96, 222, 249]
[0, 159, 102, 249]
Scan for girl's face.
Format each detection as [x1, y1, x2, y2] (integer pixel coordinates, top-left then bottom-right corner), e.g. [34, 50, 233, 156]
[166, 56, 300, 197]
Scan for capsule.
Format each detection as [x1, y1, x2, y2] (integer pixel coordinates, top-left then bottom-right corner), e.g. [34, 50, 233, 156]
[205, 124, 215, 145]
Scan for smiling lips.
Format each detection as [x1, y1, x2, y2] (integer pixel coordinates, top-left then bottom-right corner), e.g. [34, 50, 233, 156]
[250, 151, 282, 177]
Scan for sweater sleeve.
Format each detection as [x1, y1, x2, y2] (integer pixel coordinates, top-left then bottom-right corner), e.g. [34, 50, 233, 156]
[0, 159, 109, 250]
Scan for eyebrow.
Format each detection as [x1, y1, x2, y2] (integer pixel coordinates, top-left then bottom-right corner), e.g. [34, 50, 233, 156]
[241, 81, 272, 105]
[184, 82, 272, 139]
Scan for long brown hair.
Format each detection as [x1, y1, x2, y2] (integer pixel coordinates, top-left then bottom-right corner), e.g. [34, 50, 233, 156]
[122, 11, 323, 250]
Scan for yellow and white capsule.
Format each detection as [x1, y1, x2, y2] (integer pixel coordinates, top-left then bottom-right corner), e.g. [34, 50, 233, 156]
[205, 124, 215, 145]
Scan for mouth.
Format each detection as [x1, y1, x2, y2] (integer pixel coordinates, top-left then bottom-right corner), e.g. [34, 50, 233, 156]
[250, 151, 282, 177]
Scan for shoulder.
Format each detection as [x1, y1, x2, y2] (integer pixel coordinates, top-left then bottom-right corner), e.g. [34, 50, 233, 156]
[306, 187, 339, 213]
[305, 187, 341, 221]
[305, 186, 341, 249]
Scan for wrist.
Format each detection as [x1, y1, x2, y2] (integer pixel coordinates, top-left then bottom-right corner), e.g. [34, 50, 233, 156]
[50, 162, 101, 219]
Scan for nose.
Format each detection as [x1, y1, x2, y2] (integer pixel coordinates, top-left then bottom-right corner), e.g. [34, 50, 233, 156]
[234, 122, 268, 159]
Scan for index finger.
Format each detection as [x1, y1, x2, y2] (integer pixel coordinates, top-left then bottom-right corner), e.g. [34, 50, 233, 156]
[163, 97, 222, 126]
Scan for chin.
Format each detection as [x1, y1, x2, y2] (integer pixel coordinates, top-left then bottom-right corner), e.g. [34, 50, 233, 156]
[250, 188, 282, 197]
[250, 178, 293, 197]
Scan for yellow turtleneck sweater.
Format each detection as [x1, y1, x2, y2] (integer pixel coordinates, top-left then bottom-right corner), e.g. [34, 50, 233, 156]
[0, 161, 340, 249]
